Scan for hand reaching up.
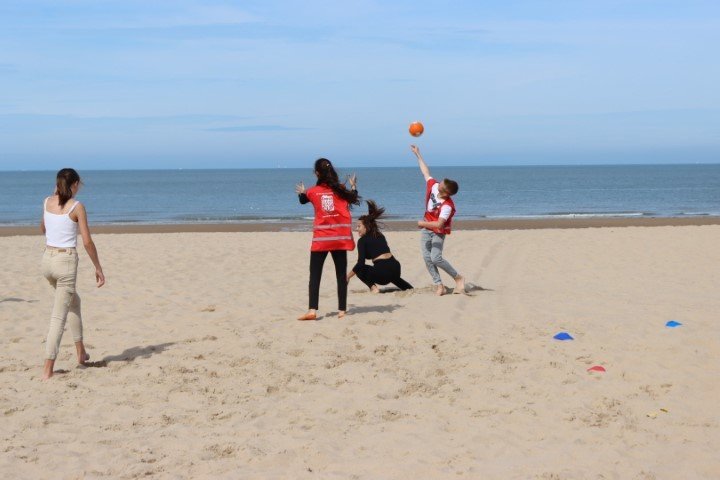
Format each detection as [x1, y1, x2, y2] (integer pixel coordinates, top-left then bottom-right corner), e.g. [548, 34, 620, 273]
[347, 173, 357, 190]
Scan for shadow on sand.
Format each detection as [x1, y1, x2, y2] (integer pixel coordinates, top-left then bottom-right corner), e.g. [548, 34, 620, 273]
[1, 297, 38, 304]
[319, 304, 403, 319]
[345, 304, 403, 315]
[83, 342, 176, 367]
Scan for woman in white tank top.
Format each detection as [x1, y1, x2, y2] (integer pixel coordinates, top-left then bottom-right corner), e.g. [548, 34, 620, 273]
[40, 168, 105, 380]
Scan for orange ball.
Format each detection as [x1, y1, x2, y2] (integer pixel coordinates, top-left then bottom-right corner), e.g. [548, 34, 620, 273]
[409, 121, 424, 137]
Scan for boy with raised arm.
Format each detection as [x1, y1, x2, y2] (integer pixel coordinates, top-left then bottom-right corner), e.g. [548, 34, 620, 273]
[410, 145, 465, 296]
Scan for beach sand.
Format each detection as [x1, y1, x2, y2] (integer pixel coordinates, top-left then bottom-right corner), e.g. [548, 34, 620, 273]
[1, 224, 719, 479]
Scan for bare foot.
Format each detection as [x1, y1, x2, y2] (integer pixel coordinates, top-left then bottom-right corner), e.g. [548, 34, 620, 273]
[41, 359, 55, 380]
[370, 285, 380, 294]
[298, 310, 317, 321]
[435, 284, 447, 296]
[338, 310, 346, 318]
[75, 341, 89, 365]
[454, 275, 466, 294]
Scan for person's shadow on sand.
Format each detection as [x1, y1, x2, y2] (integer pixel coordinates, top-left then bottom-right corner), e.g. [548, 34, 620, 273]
[338, 304, 403, 316]
[1, 297, 38, 303]
[353, 283, 490, 296]
[81, 342, 176, 368]
[407, 282, 491, 296]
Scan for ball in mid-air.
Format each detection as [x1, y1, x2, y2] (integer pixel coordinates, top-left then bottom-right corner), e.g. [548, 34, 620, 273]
[409, 121, 424, 137]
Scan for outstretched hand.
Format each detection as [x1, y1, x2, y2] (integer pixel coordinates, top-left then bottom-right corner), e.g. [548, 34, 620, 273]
[295, 181, 306, 194]
[347, 173, 357, 190]
[410, 145, 420, 156]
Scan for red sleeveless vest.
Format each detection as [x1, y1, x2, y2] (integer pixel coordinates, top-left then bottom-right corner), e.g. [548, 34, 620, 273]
[307, 185, 355, 251]
[424, 179, 455, 234]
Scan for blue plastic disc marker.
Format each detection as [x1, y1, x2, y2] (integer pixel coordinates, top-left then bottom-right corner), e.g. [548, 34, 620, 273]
[553, 332, 574, 341]
[666, 321, 682, 328]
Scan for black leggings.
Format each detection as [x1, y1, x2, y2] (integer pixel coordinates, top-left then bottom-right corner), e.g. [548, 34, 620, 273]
[355, 257, 414, 291]
[308, 250, 347, 311]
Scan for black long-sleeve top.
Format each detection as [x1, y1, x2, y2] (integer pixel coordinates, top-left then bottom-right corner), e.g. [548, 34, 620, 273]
[353, 234, 391, 273]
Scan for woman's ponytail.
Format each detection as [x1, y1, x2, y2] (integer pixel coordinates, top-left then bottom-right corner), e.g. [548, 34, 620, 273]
[359, 200, 385, 237]
[314, 158, 360, 206]
[55, 168, 81, 208]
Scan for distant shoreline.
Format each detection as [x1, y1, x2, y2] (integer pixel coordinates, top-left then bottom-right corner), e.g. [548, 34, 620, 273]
[3, 216, 720, 236]
[2, 162, 720, 172]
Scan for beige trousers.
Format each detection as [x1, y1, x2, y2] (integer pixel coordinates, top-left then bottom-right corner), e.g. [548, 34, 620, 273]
[41, 248, 82, 360]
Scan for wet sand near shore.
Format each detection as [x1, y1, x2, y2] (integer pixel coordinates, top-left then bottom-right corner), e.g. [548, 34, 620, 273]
[2, 215, 719, 236]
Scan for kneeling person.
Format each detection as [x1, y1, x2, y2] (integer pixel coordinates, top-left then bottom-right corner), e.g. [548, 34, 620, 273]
[347, 201, 413, 293]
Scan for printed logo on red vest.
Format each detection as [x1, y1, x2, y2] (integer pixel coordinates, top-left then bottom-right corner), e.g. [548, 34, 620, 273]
[321, 194, 335, 212]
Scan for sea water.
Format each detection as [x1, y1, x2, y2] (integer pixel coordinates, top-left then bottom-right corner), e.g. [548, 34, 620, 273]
[1, 165, 719, 225]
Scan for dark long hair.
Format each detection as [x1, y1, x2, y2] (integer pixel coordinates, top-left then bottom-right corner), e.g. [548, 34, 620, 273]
[314, 158, 360, 206]
[55, 168, 81, 208]
[358, 200, 385, 238]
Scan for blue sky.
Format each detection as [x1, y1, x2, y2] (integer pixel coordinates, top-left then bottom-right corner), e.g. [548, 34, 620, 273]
[1, 0, 719, 169]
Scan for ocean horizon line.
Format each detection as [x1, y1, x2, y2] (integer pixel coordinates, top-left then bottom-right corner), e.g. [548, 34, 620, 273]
[3, 161, 720, 173]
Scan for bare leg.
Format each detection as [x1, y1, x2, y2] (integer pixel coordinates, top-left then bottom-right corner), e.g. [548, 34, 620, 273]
[75, 341, 89, 364]
[42, 359, 55, 380]
[453, 275, 466, 294]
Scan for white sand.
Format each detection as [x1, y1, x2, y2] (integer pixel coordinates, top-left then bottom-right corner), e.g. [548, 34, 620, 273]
[1, 226, 719, 479]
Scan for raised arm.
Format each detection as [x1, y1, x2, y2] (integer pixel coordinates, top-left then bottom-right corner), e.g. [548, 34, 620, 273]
[74, 203, 105, 287]
[347, 173, 357, 191]
[296, 181, 310, 204]
[410, 145, 431, 181]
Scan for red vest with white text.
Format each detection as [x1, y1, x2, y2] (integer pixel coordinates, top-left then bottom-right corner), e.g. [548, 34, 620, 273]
[424, 179, 455, 234]
[307, 185, 355, 251]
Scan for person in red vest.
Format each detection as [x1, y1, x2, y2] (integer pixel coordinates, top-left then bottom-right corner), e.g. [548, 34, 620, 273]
[410, 145, 466, 296]
[295, 158, 360, 320]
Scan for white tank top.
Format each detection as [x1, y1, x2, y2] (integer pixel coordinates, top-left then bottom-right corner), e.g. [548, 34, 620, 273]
[44, 197, 80, 248]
